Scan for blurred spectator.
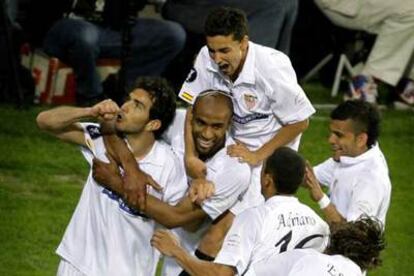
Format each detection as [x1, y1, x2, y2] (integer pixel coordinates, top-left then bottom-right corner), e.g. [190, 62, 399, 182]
[42, 0, 185, 105]
[163, 0, 297, 52]
[315, 0, 414, 105]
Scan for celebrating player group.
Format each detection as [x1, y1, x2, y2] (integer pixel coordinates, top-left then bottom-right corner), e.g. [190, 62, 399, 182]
[37, 6, 391, 276]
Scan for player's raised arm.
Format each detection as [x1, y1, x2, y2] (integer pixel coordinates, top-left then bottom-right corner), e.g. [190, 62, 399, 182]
[36, 99, 119, 146]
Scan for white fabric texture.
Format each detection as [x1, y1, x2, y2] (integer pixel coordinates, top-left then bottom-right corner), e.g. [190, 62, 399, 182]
[214, 196, 330, 275]
[314, 144, 391, 225]
[56, 123, 187, 276]
[244, 248, 362, 276]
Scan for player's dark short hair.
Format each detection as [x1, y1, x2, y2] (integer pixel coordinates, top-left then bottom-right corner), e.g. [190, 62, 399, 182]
[204, 7, 248, 41]
[132, 77, 176, 139]
[331, 100, 380, 148]
[264, 147, 305, 195]
[327, 216, 385, 271]
[194, 89, 234, 119]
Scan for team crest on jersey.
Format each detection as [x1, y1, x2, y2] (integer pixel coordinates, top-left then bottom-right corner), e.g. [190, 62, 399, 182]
[243, 93, 258, 110]
[185, 67, 197, 83]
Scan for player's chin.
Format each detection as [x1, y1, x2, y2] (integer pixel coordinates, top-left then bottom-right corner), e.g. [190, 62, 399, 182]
[331, 149, 342, 160]
[196, 146, 211, 156]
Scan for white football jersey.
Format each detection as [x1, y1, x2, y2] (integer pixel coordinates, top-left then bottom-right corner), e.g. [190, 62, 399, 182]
[161, 110, 252, 276]
[178, 41, 315, 150]
[314, 144, 391, 225]
[56, 123, 187, 276]
[245, 248, 362, 276]
[215, 196, 330, 275]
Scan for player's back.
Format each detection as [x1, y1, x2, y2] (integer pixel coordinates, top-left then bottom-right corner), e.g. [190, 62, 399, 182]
[247, 248, 362, 276]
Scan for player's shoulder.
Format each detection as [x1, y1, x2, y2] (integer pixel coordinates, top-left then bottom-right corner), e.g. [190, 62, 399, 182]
[209, 141, 251, 177]
[252, 42, 292, 71]
[237, 203, 266, 223]
[153, 140, 181, 164]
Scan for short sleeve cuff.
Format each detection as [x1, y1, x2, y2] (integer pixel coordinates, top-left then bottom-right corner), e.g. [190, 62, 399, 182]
[214, 253, 246, 275]
[280, 103, 316, 125]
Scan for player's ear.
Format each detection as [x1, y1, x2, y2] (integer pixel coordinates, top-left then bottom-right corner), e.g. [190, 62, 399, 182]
[241, 35, 249, 51]
[262, 172, 276, 197]
[145, 119, 161, 132]
[356, 132, 368, 148]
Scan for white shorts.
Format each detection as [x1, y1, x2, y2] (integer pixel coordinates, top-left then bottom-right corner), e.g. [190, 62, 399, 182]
[57, 259, 86, 276]
[230, 164, 264, 215]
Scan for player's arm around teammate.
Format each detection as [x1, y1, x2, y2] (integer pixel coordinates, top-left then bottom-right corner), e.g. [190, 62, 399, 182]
[151, 229, 235, 276]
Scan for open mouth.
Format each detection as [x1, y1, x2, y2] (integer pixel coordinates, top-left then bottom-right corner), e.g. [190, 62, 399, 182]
[219, 64, 229, 71]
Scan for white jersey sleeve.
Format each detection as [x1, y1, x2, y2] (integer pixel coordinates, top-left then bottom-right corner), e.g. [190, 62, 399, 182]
[248, 249, 362, 276]
[79, 123, 103, 166]
[214, 208, 263, 274]
[201, 157, 251, 220]
[313, 158, 336, 188]
[263, 52, 315, 124]
[178, 47, 212, 104]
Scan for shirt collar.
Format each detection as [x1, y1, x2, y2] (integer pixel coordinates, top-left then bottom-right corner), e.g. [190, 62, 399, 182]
[206, 41, 256, 85]
[266, 195, 299, 205]
[339, 143, 381, 166]
[126, 140, 164, 167]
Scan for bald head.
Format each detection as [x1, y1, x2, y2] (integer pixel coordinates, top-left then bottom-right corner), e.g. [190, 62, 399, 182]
[193, 90, 233, 120]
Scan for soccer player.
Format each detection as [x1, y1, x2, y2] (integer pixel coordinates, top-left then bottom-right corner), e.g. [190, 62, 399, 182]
[36, 77, 186, 275]
[247, 217, 385, 276]
[92, 90, 252, 275]
[304, 100, 392, 226]
[179, 6, 316, 260]
[151, 147, 330, 276]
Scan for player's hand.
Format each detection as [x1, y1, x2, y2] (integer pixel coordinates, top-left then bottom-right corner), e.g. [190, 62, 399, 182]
[185, 155, 207, 179]
[188, 178, 215, 205]
[304, 161, 324, 202]
[151, 229, 181, 257]
[122, 167, 162, 210]
[227, 141, 260, 166]
[92, 154, 123, 194]
[90, 99, 120, 121]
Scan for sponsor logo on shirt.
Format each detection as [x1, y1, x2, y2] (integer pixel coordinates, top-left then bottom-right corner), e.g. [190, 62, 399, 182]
[102, 188, 149, 218]
[243, 93, 258, 110]
[233, 113, 269, 124]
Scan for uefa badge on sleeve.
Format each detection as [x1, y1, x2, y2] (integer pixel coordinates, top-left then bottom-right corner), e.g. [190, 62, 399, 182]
[185, 68, 197, 83]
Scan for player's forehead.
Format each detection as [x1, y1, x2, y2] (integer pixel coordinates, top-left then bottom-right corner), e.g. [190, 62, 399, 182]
[128, 89, 153, 107]
[329, 119, 355, 134]
[194, 96, 231, 117]
[206, 34, 239, 49]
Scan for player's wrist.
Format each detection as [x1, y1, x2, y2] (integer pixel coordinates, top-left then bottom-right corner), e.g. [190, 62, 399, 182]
[317, 193, 331, 209]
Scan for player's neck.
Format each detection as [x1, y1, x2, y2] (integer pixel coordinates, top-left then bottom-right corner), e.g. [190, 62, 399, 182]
[126, 132, 155, 160]
[230, 45, 249, 82]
